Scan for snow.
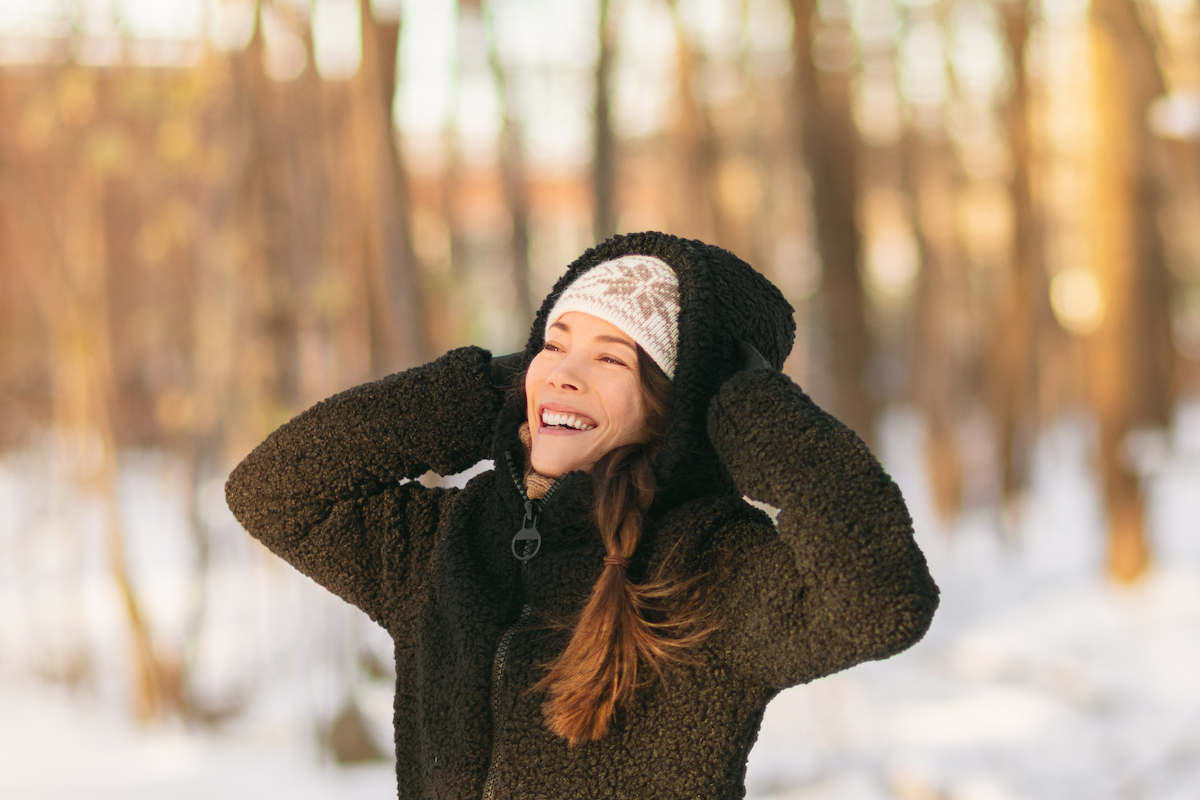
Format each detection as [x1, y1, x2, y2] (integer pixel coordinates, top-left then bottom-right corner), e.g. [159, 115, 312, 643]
[0, 682, 395, 800]
[2, 402, 1199, 799]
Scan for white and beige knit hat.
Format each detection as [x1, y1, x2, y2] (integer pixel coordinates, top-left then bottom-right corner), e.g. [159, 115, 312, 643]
[544, 255, 680, 378]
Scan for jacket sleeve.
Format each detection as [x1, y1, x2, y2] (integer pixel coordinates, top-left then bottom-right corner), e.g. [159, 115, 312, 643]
[224, 346, 504, 627]
[705, 368, 939, 690]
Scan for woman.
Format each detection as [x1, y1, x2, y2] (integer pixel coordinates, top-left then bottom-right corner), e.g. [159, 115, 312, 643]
[226, 233, 939, 799]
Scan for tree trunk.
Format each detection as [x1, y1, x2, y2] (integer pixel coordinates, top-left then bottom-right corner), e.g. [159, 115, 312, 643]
[0, 107, 177, 719]
[789, 0, 876, 445]
[593, 0, 618, 242]
[990, 0, 1053, 504]
[666, 3, 722, 244]
[483, 0, 535, 327]
[354, 0, 427, 373]
[1089, 0, 1175, 582]
[902, 126, 967, 522]
[439, 3, 470, 347]
[251, 5, 330, 405]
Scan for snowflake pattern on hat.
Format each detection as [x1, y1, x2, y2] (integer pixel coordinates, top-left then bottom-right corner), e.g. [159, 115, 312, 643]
[545, 255, 680, 378]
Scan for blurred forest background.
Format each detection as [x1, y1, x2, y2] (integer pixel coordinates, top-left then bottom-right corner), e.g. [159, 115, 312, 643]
[0, 0, 1199, 764]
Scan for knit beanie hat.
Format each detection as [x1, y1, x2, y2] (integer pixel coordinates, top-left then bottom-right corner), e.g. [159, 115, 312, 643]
[544, 255, 680, 378]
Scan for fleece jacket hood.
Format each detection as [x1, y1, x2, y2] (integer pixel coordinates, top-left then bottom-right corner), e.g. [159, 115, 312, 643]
[493, 231, 797, 509]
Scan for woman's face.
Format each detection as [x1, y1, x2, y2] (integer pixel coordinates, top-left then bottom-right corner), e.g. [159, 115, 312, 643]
[525, 312, 650, 478]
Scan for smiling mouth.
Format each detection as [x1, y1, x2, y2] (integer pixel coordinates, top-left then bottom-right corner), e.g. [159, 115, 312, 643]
[540, 409, 596, 431]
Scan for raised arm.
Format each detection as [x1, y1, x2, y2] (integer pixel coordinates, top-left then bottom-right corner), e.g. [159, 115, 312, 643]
[706, 368, 939, 689]
[225, 346, 505, 624]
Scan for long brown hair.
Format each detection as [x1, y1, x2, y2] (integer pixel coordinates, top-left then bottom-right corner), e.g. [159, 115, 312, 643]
[532, 346, 714, 745]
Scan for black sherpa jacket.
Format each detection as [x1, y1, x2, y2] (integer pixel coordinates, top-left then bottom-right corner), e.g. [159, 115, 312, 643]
[226, 232, 939, 800]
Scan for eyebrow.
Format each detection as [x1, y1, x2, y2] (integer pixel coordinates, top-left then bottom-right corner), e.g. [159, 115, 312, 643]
[549, 321, 637, 352]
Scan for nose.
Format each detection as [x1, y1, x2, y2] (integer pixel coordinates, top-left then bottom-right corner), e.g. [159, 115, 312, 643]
[547, 350, 586, 392]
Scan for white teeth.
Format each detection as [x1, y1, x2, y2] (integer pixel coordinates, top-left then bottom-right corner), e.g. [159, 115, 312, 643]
[541, 410, 595, 430]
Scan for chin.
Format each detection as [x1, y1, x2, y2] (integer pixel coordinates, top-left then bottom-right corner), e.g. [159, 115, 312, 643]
[531, 459, 571, 479]
[530, 450, 587, 479]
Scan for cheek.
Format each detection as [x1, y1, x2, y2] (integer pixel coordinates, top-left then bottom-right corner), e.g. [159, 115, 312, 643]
[525, 357, 551, 409]
[605, 377, 648, 440]
[525, 354, 551, 388]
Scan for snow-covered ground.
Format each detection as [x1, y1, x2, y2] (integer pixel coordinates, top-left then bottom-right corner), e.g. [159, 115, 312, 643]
[1, 402, 1198, 800]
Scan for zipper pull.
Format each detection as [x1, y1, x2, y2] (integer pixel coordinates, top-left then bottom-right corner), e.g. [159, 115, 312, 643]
[511, 499, 542, 561]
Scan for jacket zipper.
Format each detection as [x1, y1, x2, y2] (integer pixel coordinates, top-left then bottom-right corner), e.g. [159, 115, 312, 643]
[481, 454, 564, 800]
[483, 565, 531, 800]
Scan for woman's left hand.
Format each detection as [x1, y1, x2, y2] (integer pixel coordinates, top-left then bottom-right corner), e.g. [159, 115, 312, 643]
[704, 361, 939, 689]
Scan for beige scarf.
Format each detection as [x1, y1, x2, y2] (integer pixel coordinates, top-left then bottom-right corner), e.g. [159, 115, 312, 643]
[518, 422, 556, 499]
